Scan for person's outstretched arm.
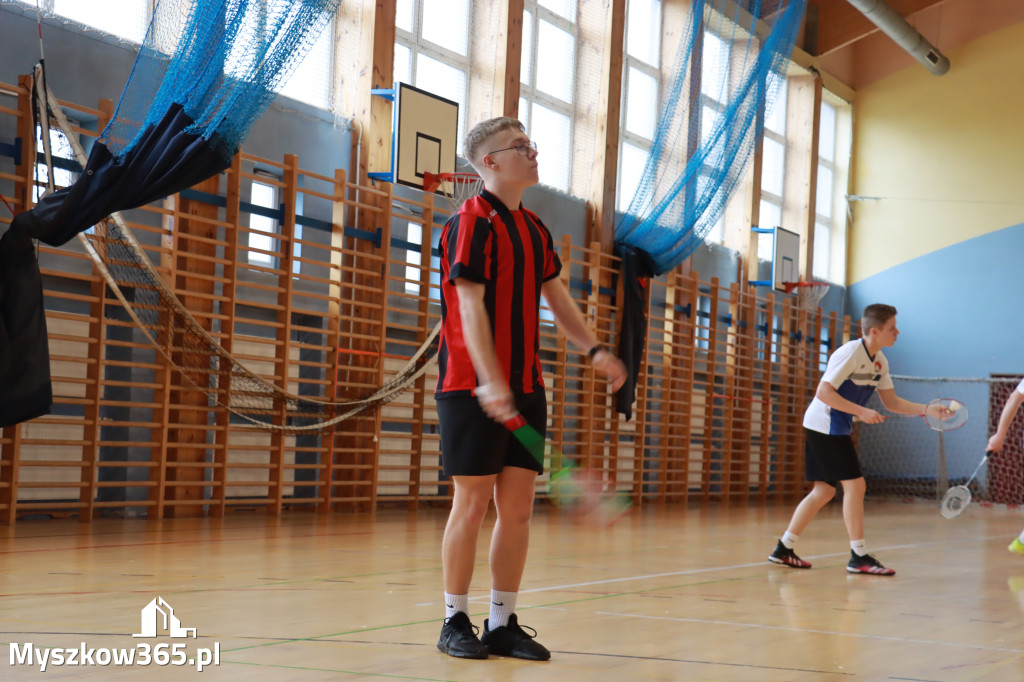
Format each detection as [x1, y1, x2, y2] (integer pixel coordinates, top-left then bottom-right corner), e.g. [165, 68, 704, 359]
[540, 277, 627, 391]
[988, 390, 1024, 452]
[876, 388, 928, 417]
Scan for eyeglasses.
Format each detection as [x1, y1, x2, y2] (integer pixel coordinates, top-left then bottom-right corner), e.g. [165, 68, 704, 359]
[486, 141, 538, 158]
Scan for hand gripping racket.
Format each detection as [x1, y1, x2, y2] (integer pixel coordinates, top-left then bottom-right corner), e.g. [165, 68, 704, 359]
[940, 452, 990, 519]
[502, 413, 632, 526]
[922, 398, 968, 432]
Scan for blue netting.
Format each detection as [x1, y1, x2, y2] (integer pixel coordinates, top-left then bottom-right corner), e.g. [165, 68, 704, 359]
[102, 0, 341, 162]
[615, 0, 806, 275]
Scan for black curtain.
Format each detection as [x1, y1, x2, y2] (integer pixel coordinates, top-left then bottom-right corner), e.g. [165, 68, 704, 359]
[0, 101, 234, 428]
[0, 228, 52, 427]
[613, 243, 657, 421]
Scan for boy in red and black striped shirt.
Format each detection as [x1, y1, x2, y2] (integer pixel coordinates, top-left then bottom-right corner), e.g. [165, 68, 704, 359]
[435, 191, 558, 396]
[435, 118, 626, 662]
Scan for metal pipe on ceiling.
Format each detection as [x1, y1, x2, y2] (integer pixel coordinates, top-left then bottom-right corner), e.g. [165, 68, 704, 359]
[845, 0, 950, 75]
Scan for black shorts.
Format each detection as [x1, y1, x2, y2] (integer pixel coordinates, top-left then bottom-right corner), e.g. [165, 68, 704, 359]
[436, 390, 547, 477]
[804, 428, 863, 486]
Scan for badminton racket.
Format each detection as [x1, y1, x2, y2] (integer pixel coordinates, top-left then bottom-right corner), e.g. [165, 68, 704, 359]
[915, 399, 965, 498]
[502, 413, 632, 526]
[921, 398, 968, 432]
[940, 452, 990, 519]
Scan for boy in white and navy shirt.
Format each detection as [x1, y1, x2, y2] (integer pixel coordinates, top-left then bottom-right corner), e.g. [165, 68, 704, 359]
[769, 303, 942, 576]
[801, 335, 892, 436]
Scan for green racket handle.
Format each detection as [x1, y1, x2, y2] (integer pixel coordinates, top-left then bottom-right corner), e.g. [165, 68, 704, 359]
[502, 413, 546, 462]
[502, 413, 577, 502]
[501, 414, 630, 519]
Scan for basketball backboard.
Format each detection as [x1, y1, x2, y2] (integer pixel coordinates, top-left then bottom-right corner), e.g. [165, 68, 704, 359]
[369, 82, 458, 191]
[748, 225, 800, 293]
[772, 226, 799, 293]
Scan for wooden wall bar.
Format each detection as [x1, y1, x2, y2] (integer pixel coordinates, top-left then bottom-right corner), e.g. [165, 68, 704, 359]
[0, 78, 847, 523]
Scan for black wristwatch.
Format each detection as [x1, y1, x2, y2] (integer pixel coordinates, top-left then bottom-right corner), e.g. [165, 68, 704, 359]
[587, 344, 606, 359]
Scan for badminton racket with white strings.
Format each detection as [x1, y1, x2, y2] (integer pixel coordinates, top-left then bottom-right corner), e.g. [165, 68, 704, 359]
[940, 452, 990, 519]
[920, 398, 968, 432]
[886, 398, 965, 497]
[869, 398, 966, 430]
[920, 399, 967, 496]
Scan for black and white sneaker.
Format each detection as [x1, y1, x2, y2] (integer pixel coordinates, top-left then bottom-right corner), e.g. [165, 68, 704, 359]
[769, 540, 812, 568]
[481, 614, 551, 661]
[437, 611, 488, 659]
[846, 551, 895, 576]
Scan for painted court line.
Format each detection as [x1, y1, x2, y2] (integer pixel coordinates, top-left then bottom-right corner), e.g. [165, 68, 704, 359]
[596, 611, 1024, 655]
[511, 535, 1008, 596]
[413, 534, 1011, 607]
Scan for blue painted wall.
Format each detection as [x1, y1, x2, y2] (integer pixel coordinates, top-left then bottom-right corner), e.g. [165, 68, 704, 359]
[849, 223, 1024, 491]
[848, 222, 1024, 379]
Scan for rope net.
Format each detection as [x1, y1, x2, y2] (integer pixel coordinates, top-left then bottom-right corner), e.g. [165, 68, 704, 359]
[857, 376, 1024, 507]
[614, 0, 806, 275]
[32, 0, 440, 432]
[90, 212, 439, 433]
[103, 0, 342, 163]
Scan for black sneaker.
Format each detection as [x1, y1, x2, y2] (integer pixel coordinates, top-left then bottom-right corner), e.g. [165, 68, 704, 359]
[481, 614, 551, 661]
[846, 551, 895, 576]
[437, 611, 488, 659]
[768, 540, 811, 568]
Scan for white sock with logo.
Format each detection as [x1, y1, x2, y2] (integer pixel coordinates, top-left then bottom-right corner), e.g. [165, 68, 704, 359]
[445, 592, 468, 620]
[489, 589, 517, 629]
[781, 531, 799, 550]
[851, 539, 867, 556]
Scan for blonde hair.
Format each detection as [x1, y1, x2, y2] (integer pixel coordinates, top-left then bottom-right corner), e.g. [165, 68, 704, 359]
[861, 303, 897, 336]
[464, 117, 525, 172]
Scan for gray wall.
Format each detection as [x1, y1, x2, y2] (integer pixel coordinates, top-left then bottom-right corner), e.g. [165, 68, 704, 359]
[0, 3, 839, 311]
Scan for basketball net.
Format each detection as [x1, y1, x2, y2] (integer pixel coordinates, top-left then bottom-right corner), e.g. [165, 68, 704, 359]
[423, 171, 484, 214]
[783, 281, 830, 312]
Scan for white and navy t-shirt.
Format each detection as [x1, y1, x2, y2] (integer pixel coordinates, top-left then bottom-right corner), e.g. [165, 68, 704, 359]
[1016, 378, 1024, 395]
[803, 338, 894, 436]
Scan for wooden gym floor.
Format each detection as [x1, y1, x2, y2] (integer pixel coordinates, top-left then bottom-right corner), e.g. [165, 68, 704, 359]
[1, 501, 1022, 681]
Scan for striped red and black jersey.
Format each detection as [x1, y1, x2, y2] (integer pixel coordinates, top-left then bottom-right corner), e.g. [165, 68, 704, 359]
[435, 189, 562, 397]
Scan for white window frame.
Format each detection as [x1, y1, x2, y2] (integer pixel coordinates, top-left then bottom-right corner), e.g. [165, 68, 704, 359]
[277, 21, 334, 111]
[758, 129, 786, 262]
[618, 0, 662, 213]
[813, 100, 839, 283]
[695, 293, 712, 351]
[404, 221, 423, 296]
[34, 125, 76, 203]
[247, 173, 281, 269]
[520, 0, 577, 192]
[19, 0, 152, 44]
[697, 29, 751, 247]
[394, 0, 471, 152]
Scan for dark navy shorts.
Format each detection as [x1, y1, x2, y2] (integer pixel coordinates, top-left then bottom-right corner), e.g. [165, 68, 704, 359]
[804, 428, 863, 486]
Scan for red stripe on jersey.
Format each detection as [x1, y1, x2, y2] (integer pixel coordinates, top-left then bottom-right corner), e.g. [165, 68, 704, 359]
[436, 190, 561, 396]
[436, 216, 481, 393]
[492, 230, 513, 389]
[515, 210, 538, 394]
